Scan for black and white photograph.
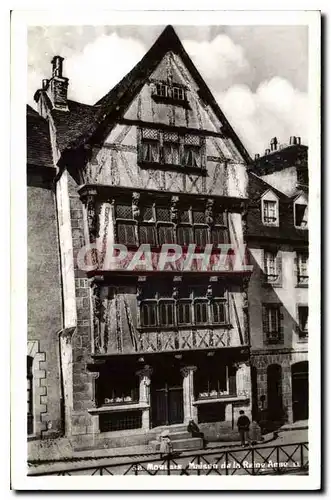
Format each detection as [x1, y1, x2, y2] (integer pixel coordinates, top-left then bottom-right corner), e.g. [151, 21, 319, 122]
[10, 8, 321, 491]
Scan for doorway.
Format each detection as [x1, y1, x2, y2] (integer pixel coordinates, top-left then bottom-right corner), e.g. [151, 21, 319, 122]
[291, 361, 309, 422]
[151, 366, 183, 427]
[267, 364, 283, 421]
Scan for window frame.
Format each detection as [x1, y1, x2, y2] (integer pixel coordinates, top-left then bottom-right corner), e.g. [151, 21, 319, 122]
[263, 303, 283, 345]
[297, 304, 308, 341]
[261, 190, 279, 227]
[294, 203, 308, 229]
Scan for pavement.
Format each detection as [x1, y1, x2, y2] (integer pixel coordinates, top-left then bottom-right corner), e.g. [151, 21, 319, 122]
[28, 426, 308, 476]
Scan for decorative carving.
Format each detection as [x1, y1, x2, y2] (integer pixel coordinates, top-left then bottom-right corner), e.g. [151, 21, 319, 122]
[91, 284, 101, 352]
[136, 365, 153, 379]
[132, 192, 141, 220]
[136, 284, 143, 303]
[206, 284, 213, 300]
[170, 196, 179, 222]
[180, 366, 197, 377]
[205, 198, 214, 225]
[172, 286, 179, 299]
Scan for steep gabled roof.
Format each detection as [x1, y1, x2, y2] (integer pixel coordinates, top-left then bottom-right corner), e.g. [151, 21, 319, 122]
[51, 25, 252, 163]
[26, 104, 53, 168]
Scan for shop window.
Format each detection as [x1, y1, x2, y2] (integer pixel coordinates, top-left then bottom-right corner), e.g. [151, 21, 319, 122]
[98, 372, 139, 406]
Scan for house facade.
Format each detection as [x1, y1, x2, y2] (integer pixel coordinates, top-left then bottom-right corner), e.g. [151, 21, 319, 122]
[247, 139, 309, 425]
[28, 26, 254, 454]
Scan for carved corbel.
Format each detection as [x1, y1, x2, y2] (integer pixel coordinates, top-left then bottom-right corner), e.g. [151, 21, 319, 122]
[170, 196, 179, 223]
[205, 198, 214, 226]
[206, 283, 213, 300]
[172, 286, 179, 300]
[132, 192, 141, 221]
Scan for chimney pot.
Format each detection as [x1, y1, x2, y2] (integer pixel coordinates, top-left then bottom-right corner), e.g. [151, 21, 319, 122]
[42, 79, 49, 90]
[296, 136, 301, 145]
[270, 137, 278, 151]
[254, 153, 260, 160]
[265, 148, 271, 155]
[290, 136, 297, 145]
[51, 55, 64, 78]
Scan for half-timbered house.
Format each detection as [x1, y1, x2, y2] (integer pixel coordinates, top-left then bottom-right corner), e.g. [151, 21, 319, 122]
[30, 25, 253, 452]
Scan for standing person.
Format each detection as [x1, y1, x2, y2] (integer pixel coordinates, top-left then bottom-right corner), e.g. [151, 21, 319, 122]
[237, 410, 251, 447]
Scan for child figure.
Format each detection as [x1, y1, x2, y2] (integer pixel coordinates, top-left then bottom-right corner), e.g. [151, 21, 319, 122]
[159, 430, 173, 457]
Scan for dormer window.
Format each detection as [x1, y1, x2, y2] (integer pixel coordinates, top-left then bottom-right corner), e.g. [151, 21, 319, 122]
[294, 204, 308, 229]
[293, 194, 308, 229]
[261, 190, 279, 226]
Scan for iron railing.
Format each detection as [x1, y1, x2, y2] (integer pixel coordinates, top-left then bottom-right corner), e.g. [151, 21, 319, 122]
[28, 441, 308, 476]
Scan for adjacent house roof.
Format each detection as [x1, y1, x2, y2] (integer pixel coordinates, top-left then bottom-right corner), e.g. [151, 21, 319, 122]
[247, 172, 308, 243]
[249, 144, 308, 176]
[26, 104, 53, 168]
[36, 25, 252, 163]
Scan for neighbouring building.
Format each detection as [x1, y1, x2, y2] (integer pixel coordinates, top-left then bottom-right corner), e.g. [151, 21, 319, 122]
[246, 137, 309, 425]
[28, 25, 255, 457]
[27, 105, 63, 440]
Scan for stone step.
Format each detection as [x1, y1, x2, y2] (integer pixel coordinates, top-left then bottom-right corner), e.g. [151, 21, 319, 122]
[150, 436, 203, 453]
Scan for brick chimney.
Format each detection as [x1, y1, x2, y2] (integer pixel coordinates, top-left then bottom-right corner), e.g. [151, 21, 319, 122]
[48, 56, 69, 111]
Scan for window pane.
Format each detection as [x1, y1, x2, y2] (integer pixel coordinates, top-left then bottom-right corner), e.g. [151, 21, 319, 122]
[159, 302, 174, 326]
[183, 146, 201, 168]
[212, 301, 226, 324]
[164, 143, 180, 165]
[117, 222, 136, 245]
[177, 226, 193, 245]
[142, 140, 159, 163]
[156, 207, 171, 222]
[295, 204, 308, 228]
[211, 227, 228, 245]
[263, 201, 277, 223]
[194, 227, 208, 247]
[178, 301, 192, 325]
[195, 301, 208, 324]
[116, 203, 133, 219]
[141, 302, 157, 327]
[139, 224, 156, 245]
[299, 306, 308, 331]
[158, 224, 175, 244]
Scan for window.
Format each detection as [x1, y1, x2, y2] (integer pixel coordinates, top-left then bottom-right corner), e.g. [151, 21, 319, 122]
[298, 306, 308, 339]
[194, 300, 209, 325]
[195, 364, 234, 401]
[294, 203, 308, 228]
[138, 128, 204, 171]
[264, 250, 282, 285]
[163, 132, 180, 165]
[177, 300, 192, 325]
[99, 411, 142, 432]
[296, 253, 309, 286]
[262, 200, 277, 225]
[98, 371, 139, 406]
[139, 284, 227, 328]
[141, 128, 160, 164]
[116, 203, 136, 246]
[27, 356, 33, 435]
[153, 82, 186, 102]
[141, 301, 157, 327]
[159, 301, 175, 327]
[262, 304, 283, 344]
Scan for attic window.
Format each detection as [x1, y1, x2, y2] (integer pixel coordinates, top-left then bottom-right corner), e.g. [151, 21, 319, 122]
[294, 203, 308, 229]
[152, 82, 187, 104]
[261, 191, 279, 227]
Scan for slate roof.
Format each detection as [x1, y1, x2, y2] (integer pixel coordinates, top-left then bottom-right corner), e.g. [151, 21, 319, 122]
[249, 144, 308, 176]
[36, 25, 252, 163]
[26, 105, 53, 168]
[246, 172, 308, 244]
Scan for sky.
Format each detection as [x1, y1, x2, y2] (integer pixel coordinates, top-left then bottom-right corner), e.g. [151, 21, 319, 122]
[27, 25, 308, 156]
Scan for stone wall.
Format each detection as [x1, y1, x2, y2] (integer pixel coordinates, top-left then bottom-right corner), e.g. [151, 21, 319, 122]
[27, 174, 63, 437]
